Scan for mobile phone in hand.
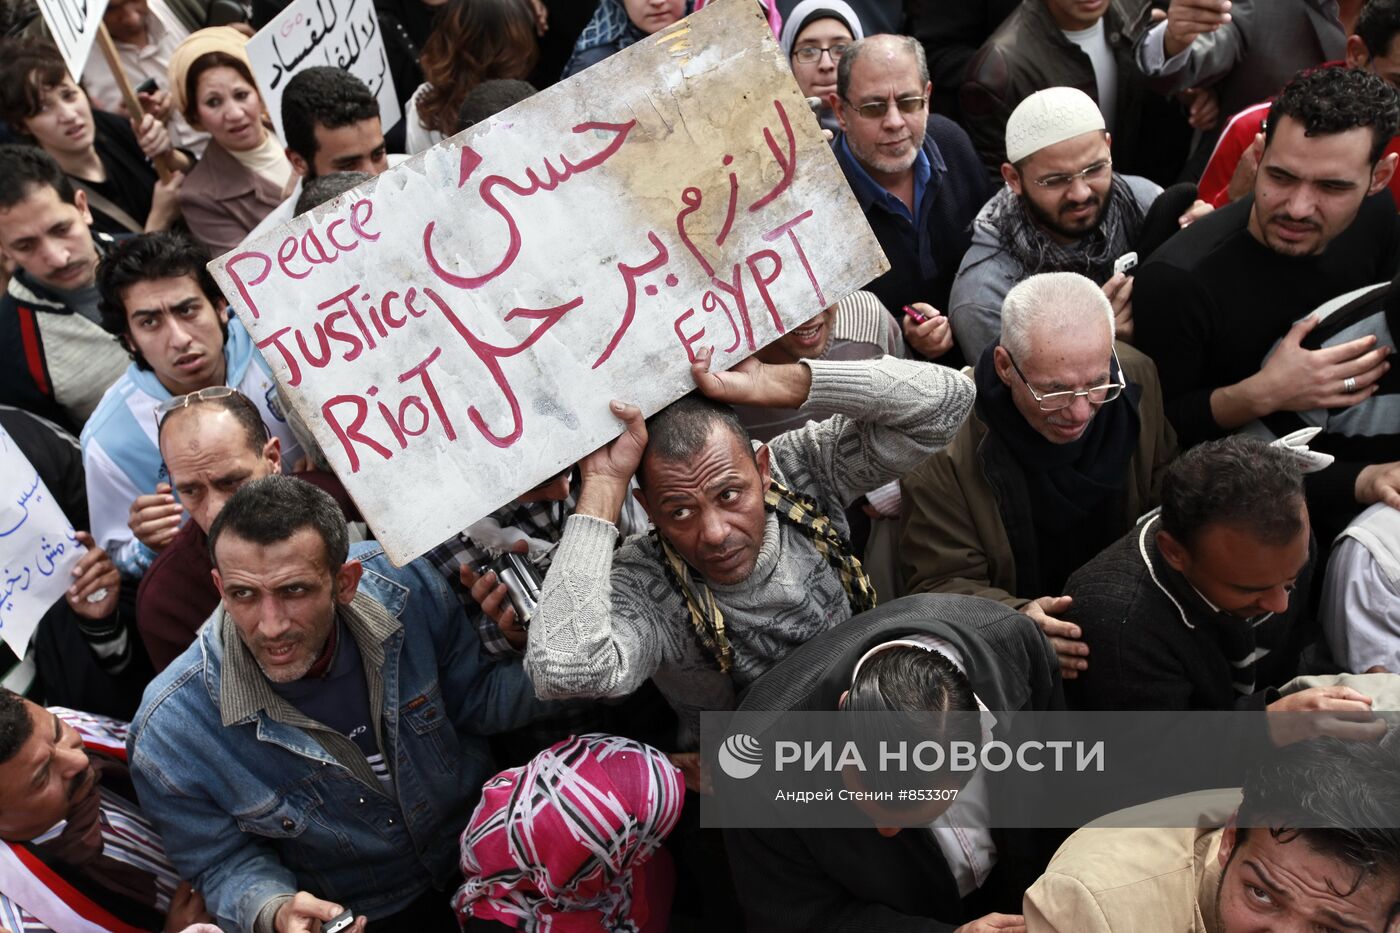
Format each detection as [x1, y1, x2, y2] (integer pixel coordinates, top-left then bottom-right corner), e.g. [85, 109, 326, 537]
[324, 909, 355, 933]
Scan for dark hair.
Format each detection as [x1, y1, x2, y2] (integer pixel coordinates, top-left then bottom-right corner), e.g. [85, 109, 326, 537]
[182, 51, 260, 128]
[1158, 435, 1305, 550]
[0, 144, 77, 210]
[281, 67, 378, 164]
[0, 37, 69, 132]
[418, 0, 537, 138]
[1266, 66, 1400, 163]
[0, 689, 33, 769]
[158, 389, 270, 456]
[295, 171, 374, 216]
[208, 475, 349, 570]
[836, 34, 928, 103]
[96, 232, 226, 370]
[1234, 738, 1400, 915]
[457, 78, 536, 132]
[639, 393, 754, 489]
[1357, 0, 1400, 65]
[845, 645, 978, 714]
[843, 645, 983, 806]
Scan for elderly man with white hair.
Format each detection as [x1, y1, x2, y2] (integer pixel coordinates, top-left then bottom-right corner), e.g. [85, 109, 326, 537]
[901, 271, 1177, 679]
[949, 87, 1210, 363]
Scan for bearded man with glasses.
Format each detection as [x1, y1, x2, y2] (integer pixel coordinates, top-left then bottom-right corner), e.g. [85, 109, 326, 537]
[949, 88, 1213, 362]
[902, 272, 1177, 682]
[830, 34, 992, 365]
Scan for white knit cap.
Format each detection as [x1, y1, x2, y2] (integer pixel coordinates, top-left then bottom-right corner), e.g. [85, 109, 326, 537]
[1004, 87, 1106, 164]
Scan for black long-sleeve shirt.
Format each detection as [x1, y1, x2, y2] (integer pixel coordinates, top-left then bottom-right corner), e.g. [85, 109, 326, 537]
[1134, 193, 1400, 448]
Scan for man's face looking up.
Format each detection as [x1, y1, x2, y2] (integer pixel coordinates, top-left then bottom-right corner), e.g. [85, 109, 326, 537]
[212, 527, 361, 683]
[1215, 823, 1400, 932]
[636, 425, 772, 586]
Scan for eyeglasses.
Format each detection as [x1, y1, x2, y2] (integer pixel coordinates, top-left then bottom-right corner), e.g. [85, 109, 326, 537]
[842, 95, 927, 120]
[792, 42, 849, 64]
[1005, 347, 1125, 411]
[1032, 159, 1112, 190]
[152, 386, 264, 440]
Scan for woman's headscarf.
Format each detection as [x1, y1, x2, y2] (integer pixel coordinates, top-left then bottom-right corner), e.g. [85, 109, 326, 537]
[454, 734, 686, 932]
[166, 26, 253, 120]
[778, 0, 864, 57]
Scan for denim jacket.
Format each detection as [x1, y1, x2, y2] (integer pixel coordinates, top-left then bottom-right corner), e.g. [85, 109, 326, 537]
[128, 541, 550, 933]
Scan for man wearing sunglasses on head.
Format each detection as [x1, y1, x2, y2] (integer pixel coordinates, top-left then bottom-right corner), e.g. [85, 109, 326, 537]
[830, 34, 992, 365]
[901, 272, 1177, 683]
[80, 231, 304, 578]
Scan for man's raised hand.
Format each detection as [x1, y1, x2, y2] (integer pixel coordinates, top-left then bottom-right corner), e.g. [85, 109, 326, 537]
[575, 401, 649, 522]
[1163, 0, 1232, 57]
[690, 345, 812, 409]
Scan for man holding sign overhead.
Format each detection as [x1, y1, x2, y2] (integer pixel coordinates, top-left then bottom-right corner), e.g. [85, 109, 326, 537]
[523, 347, 975, 742]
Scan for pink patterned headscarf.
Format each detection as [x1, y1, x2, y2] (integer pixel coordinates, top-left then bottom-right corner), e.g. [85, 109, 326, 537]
[454, 734, 686, 932]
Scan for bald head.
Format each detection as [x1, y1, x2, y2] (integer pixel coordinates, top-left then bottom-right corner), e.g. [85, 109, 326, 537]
[836, 34, 928, 101]
[159, 404, 280, 533]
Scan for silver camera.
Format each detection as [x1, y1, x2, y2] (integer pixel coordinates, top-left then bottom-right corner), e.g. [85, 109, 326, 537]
[476, 552, 543, 627]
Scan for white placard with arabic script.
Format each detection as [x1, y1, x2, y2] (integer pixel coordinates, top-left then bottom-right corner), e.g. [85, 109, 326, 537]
[36, 0, 108, 83]
[0, 427, 84, 660]
[247, 0, 400, 144]
[210, 0, 889, 565]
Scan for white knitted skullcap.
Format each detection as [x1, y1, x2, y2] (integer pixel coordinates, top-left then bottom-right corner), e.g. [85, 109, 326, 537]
[1004, 87, 1106, 164]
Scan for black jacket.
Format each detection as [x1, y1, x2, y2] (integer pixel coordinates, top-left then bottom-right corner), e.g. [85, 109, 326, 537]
[1063, 514, 1319, 712]
[832, 117, 992, 349]
[724, 594, 1064, 932]
[960, 0, 1189, 185]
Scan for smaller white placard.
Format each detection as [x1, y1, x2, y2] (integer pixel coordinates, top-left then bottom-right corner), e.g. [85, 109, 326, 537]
[247, 0, 400, 143]
[0, 427, 84, 660]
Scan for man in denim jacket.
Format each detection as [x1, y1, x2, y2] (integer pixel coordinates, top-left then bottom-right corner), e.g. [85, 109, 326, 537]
[127, 476, 551, 933]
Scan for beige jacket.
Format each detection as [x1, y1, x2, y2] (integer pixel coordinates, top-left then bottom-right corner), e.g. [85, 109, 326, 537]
[1024, 789, 1239, 932]
[900, 342, 1177, 605]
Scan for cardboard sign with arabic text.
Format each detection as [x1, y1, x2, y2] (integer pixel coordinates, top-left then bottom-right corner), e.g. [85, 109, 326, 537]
[209, 0, 888, 565]
[0, 427, 84, 659]
[246, 0, 399, 145]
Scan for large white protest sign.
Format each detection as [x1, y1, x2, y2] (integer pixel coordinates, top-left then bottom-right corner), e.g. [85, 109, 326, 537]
[35, 0, 108, 81]
[247, 0, 399, 143]
[0, 428, 84, 659]
[209, 0, 889, 565]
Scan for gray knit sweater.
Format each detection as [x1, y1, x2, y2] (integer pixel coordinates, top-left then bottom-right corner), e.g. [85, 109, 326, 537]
[524, 356, 976, 737]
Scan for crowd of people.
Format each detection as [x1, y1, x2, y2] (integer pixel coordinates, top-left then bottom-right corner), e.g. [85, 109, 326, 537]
[2, 0, 1400, 930]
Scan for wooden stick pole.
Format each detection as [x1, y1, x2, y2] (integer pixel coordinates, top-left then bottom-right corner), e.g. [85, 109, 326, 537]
[94, 23, 174, 182]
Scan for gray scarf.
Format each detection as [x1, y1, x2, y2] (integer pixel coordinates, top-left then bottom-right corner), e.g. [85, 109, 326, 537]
[985, 174, 1145, 283]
